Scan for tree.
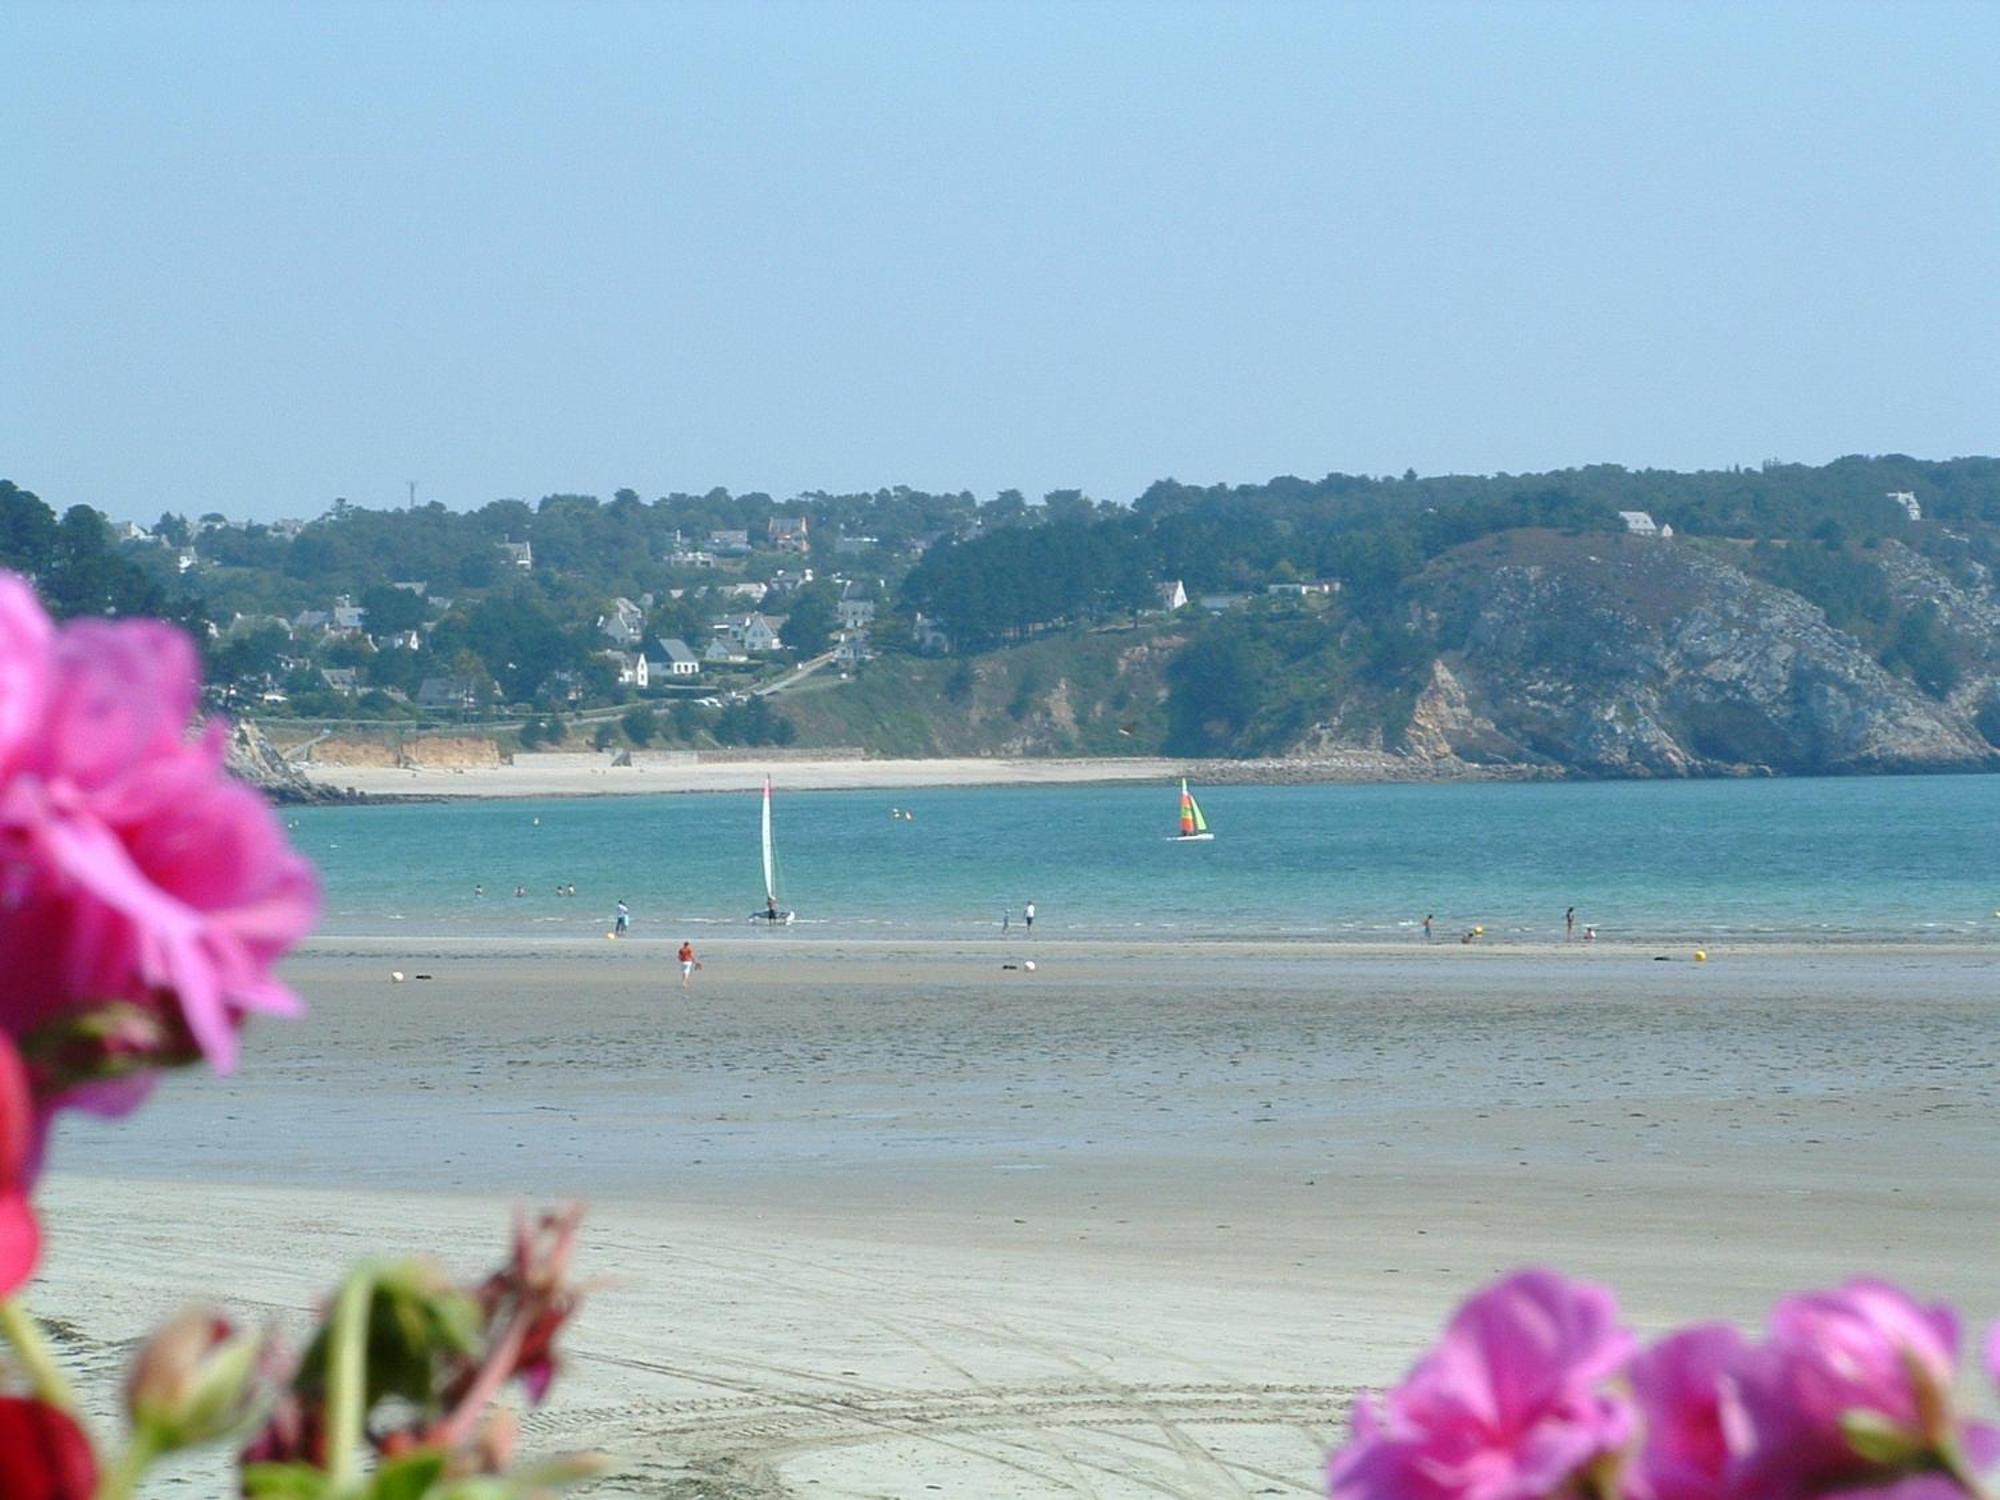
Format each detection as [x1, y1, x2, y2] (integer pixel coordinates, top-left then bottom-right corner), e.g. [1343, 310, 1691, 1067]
[1164, 628, 1278, 755]
[0, 481, 58, 575]
[360, 584, 427, 634]
[621, 706, 657, 746]
[783, 585, 836, 657]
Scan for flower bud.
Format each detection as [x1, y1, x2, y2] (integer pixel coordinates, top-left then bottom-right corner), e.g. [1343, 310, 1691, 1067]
[125, 1307, 267, 1451]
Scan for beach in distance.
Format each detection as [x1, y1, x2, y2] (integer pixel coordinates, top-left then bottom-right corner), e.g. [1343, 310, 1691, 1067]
[307, 753, 1195, 799]
[34, 937, 2000, 1496]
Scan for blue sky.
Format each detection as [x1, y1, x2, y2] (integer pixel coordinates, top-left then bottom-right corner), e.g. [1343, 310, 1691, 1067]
[4, 0, 1996, 523]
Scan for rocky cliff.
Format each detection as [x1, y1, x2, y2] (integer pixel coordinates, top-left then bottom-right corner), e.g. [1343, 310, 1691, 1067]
[1402, 533, 1998, 776]
[225, 720, 361, 803]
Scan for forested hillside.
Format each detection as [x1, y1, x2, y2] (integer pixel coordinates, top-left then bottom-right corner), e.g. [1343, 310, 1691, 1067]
[3, 456, 1998, 776]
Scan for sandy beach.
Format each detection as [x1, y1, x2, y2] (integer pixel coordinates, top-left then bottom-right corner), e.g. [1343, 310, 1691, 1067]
[33, 940, 2000, 1496]
[304, 755, 1191, 799]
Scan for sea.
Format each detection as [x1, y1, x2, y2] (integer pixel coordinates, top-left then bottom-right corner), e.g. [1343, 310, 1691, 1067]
[291, 774, 2000, 945]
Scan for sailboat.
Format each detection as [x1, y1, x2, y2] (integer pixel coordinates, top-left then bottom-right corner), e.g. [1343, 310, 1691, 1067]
[751, 775, 796, 924]
[1174, 778, 1214, 842]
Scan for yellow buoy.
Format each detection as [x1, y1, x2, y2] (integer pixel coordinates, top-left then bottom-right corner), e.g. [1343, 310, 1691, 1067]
[1694, 949, 1707, 962]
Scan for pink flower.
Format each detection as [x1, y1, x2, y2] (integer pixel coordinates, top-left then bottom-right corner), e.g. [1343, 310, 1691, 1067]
[0, 1033, 38, 1294]
[0, 575, 317, 1146]
[1730, 1279, 1966, 1498]
[0, 578, 52, 776]
[1325, 1269, 1636, 1500]
[1624, 1324, 1746, 1500]
[0, 1396, 97, 1499]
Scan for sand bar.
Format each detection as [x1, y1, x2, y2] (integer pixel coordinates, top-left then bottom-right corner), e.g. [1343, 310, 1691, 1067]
[305, 755, 1189, 799]
[33, 942, 2000, 1495]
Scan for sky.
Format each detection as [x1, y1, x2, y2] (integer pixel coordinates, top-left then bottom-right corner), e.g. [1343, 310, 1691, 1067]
[4, 1, 1997, 524]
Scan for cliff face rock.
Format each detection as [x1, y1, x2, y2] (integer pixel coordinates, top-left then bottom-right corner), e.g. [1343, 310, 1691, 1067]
[1415, 533, 1995, 776]
[1402, 660, 1515, 765]
[225, 720, 357, 804]
[1873, 539, 2000, 737]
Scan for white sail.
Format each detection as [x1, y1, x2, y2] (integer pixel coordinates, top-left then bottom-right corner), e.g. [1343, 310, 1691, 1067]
[762, 775, 778, 902]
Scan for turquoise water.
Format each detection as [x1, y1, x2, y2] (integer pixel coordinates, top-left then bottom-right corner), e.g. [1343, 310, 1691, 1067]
[291, 775, 2000, 943]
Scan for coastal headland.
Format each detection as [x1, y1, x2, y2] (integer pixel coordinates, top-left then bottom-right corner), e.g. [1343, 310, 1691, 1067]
[36, 939, 2000, 1496]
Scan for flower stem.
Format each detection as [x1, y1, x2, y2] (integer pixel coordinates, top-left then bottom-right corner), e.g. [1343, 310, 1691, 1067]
[323, 1265, 380, 1495]
[0, 1296, 80, 1414]
[94, 1430, 158, 1500]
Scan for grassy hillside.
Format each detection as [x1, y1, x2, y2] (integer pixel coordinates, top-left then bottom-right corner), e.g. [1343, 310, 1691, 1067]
[777, 624, 1183, 756]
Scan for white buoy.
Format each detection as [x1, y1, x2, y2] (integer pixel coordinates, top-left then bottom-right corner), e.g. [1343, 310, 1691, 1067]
[390, 971, 405, 983]
[1023, 960, 1037, 972]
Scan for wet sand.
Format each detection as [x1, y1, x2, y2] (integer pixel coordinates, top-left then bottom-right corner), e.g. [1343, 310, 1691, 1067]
[33, 941, 2000, 1496]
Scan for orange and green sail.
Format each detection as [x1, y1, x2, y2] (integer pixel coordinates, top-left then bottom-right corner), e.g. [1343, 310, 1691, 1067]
[1178, 778, 1208, 836]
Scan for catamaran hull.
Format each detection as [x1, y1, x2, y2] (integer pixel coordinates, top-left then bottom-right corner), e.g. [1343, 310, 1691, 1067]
[1171, 833, 1215, 842]
[750, 910, 796, 925]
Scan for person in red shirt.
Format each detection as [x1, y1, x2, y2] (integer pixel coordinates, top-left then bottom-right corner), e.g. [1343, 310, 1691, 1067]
[678, 940, 699, 990]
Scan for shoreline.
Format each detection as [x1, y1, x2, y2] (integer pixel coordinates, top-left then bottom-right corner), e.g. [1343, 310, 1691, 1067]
[295, 752, 1541, 800]
[294, 932, 2000, 959]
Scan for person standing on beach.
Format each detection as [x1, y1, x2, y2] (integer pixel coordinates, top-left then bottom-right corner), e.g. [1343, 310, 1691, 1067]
[678, 940, 699, 990]
[1423, 913, 1434, 943]
[1024, 900, 1035, 934]
[1566, 906, 1576, 942]
[613, 900, 630, 937]
[1002, 907, 1010, 934]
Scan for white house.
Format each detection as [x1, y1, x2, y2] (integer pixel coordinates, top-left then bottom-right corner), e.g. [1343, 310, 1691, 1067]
[600, 649, 648, 689]
[499, 540, 533, 570]
[1888, 490, 1922, 522]
[726, 613, 784, 653]
[651, 637, 701, 677]
[1156, 579, 1188, 612]
[668, 548, 716, 568]
[912, 611, 951, 654]
[834, 633, 874, 667]
[704, 637, 749, 665]
[836, 598, 877, 630]
[708, 529, 750, 553]
[1618, 511, 1660, 537]
[767, 515, 809, 552]
[598, 597, 646, 646]
[331, 601, 367, 635]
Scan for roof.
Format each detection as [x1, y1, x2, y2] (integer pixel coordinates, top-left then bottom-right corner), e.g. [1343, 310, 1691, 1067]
[654, 637, 700, 665]
[416, 676, 477, 706]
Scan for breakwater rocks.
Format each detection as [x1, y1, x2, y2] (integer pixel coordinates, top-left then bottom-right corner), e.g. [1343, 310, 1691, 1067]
[226, 720, 366, 805]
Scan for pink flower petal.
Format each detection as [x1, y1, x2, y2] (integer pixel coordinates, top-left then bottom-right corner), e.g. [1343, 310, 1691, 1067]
[0, 577, 51, 777]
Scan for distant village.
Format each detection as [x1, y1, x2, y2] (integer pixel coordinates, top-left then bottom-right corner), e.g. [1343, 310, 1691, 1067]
[124, 499, 1699, 735]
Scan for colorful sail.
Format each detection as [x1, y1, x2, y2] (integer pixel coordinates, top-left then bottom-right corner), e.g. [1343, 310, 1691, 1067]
[1175, 777, 1212, 839]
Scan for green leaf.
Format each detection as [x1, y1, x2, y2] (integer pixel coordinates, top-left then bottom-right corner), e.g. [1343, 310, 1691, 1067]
[240, 1462, 336, 1499]
[365, 1449, 450, 1500]
[1839, 1408, 1927, 1466]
